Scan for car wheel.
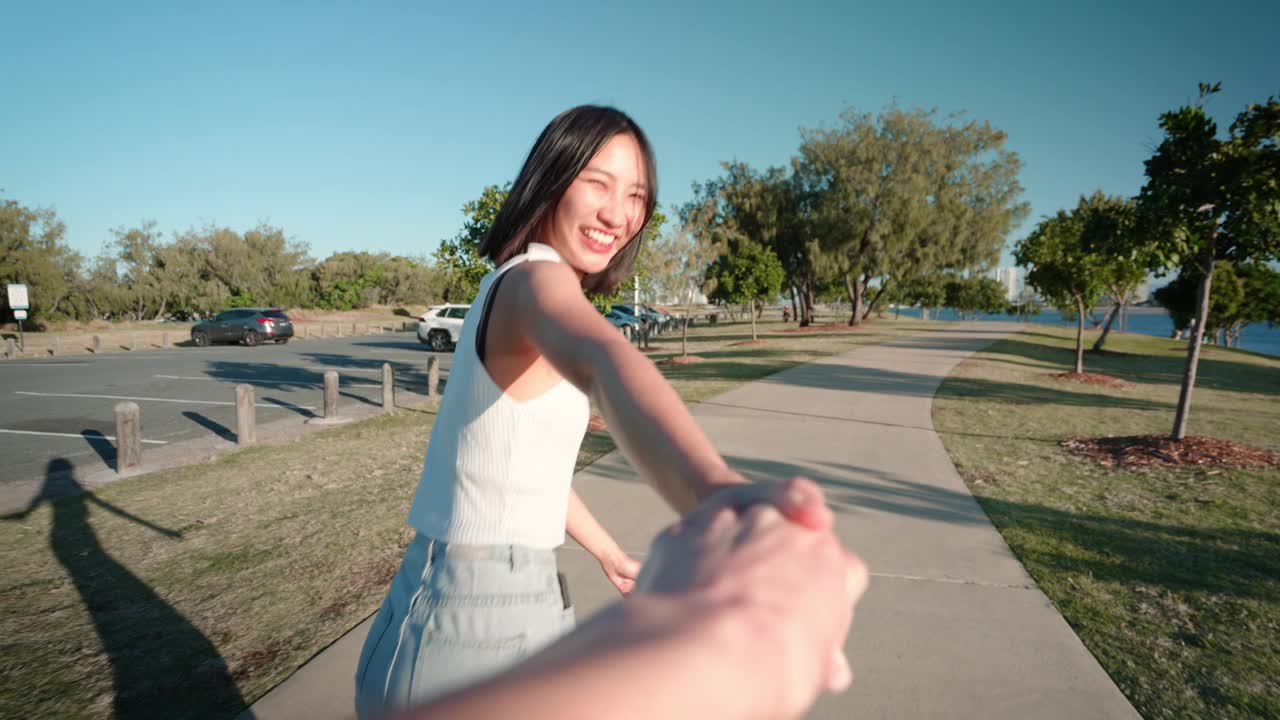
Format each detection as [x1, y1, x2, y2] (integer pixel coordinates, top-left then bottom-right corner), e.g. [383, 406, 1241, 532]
[429, 330, 449, 352]
[192, 330, 209, 347]
[243, 330, 261, 347]
[274, 337, 289, 344]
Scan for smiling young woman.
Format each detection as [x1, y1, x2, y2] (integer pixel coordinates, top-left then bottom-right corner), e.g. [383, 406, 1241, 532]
[353, 106, 834, 716]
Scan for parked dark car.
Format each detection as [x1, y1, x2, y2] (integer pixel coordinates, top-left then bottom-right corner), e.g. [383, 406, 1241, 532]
[191, 308, 294, 347]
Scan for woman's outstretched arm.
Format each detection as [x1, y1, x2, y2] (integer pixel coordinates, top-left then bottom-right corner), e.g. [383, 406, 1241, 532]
[496, 260, 829, 530]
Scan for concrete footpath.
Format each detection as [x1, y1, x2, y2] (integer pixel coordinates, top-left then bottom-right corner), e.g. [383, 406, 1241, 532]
[241, 323, 1139, 719]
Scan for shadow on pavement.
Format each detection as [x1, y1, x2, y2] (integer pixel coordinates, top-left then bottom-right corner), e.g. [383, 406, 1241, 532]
[183, 411, 237, 442]
[0, 460, 246, 718]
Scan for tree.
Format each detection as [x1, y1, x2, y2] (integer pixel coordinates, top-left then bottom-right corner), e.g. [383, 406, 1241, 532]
[1075, 194, 1152, 351]
[1015, 203, 1108, 374]
[794, 105, 1026, 325]
[1154, 262, 1244, 343]
[1136, 85, 1280, 440]
[705, 241, 785, 341]
[0, 199, 82, 324]
[944, 275, 1006, 319]
[434, 185, 508, 302]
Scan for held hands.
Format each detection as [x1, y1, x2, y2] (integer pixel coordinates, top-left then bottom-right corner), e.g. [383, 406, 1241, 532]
[636, 477, 869, 718]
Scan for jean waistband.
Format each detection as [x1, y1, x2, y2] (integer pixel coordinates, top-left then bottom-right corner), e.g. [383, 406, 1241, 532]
[412, 533, 557, 569]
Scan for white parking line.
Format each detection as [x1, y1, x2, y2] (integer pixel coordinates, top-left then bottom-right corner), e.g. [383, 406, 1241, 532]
[0, 428, 169, 444]
[154, 373, 377, 386]
[13, 391, 315, 409]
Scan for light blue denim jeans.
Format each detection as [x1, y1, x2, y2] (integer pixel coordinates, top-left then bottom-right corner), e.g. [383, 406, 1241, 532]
[353, 534, 575, 717]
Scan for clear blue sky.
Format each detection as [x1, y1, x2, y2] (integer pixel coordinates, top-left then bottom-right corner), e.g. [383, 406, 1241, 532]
[4, 0, 1276, 268]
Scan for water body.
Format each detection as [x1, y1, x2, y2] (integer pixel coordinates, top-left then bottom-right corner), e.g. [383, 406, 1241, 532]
[889, 306, 1280, 358]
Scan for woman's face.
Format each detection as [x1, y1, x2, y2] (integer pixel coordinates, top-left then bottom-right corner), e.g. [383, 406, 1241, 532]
[542, 133, 649, 278]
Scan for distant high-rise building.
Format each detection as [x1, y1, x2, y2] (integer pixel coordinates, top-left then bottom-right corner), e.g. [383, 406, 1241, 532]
[995, 267, 1021, 301]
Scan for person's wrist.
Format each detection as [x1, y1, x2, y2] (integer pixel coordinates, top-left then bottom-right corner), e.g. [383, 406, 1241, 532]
[620, 592, 768, 718]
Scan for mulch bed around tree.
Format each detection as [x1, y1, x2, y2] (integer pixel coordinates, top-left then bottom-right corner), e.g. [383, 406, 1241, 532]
[727, 339, 769, 346]
[778, 322, 867, 333]
[1062, 435, 1280, 469]
[1048, 371, 1133, 389]
[656, 355, 706, 366]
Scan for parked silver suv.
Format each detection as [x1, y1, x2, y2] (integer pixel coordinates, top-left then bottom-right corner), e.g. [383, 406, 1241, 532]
[417, 304, 470, 351]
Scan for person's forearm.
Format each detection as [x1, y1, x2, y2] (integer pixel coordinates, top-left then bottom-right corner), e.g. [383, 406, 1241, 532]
[397, 596, 761, 720]
[582, 338, 744, 513]
[565, 488, 621, 560]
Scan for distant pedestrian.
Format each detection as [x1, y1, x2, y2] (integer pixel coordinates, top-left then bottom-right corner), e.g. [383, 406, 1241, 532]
[354, 105, 831, 716]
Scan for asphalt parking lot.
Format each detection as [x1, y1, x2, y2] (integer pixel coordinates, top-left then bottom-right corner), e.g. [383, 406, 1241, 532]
[0, 332, 453, 510]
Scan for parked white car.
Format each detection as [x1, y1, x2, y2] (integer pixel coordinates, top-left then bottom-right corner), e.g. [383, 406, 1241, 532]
[417, 304, 471, 351]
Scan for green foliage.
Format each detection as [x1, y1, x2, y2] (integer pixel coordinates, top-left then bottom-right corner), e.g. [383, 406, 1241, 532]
[1015, 203, 1107, 311]
[794, 105, 1028, 319]
[434, 184, 507, 302]
[944, 276, 1006, 317]
[0, 199, 83, 323]
[1156, 261, 1279, 339]
[1137, 91, 1280, 273]
[704, 241, 786, 307]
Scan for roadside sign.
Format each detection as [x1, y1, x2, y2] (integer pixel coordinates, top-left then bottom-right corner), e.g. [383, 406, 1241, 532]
[13, 310, 28, 320]
[7, 283, 29, 310]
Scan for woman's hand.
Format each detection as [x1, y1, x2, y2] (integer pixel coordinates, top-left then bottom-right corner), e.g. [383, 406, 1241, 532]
[597, 548, 642, 596]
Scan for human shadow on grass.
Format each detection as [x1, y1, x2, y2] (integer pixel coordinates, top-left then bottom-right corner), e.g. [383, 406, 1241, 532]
[0, 460, 245, 718]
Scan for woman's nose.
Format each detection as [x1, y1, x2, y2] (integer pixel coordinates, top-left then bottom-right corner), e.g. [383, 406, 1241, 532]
[597, 193, 626, 229]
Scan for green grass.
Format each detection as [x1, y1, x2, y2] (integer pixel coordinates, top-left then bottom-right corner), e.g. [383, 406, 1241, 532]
[932, 326, 1280, 719]
[0, 314, 925, 719]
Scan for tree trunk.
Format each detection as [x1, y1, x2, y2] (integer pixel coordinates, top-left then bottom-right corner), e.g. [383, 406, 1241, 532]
[1091, 303, 1121, 352]
[789, 286, 799, 324]
[845, 273, 864, 326]
[681, 313, 688, 358]
[861, 279, 891, 321]
[1074, 294, 1086, 374]
[799, 280, 815, 327]
[750, 299, 758, 340]
[922, 307, 930, 322]
[1172, 250, 1215, 441]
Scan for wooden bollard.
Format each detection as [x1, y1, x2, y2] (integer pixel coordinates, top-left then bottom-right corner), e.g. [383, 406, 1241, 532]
[334, 323, 341, 338]
[236, 384, 256, 445]
[324, 370, 339, 418]
[162, 332, 170, 349]
[382, 363, 395, 411]
[92, 335, 101, 353]
[426, 356, 439, 398]
[53, 336, 61, 356]
[129, 333, 137, 351]
[319, 323, 327, 338]
[115, 401, 142, 472]
[4, 338, 14, 359]
[352, 322, 358, 336]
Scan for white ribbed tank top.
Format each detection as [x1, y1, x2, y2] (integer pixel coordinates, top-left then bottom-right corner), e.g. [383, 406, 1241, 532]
[406, 243, 590, 549]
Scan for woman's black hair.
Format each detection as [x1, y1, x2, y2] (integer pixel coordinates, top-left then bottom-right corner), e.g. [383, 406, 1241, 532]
[478, 105, 658, 296]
